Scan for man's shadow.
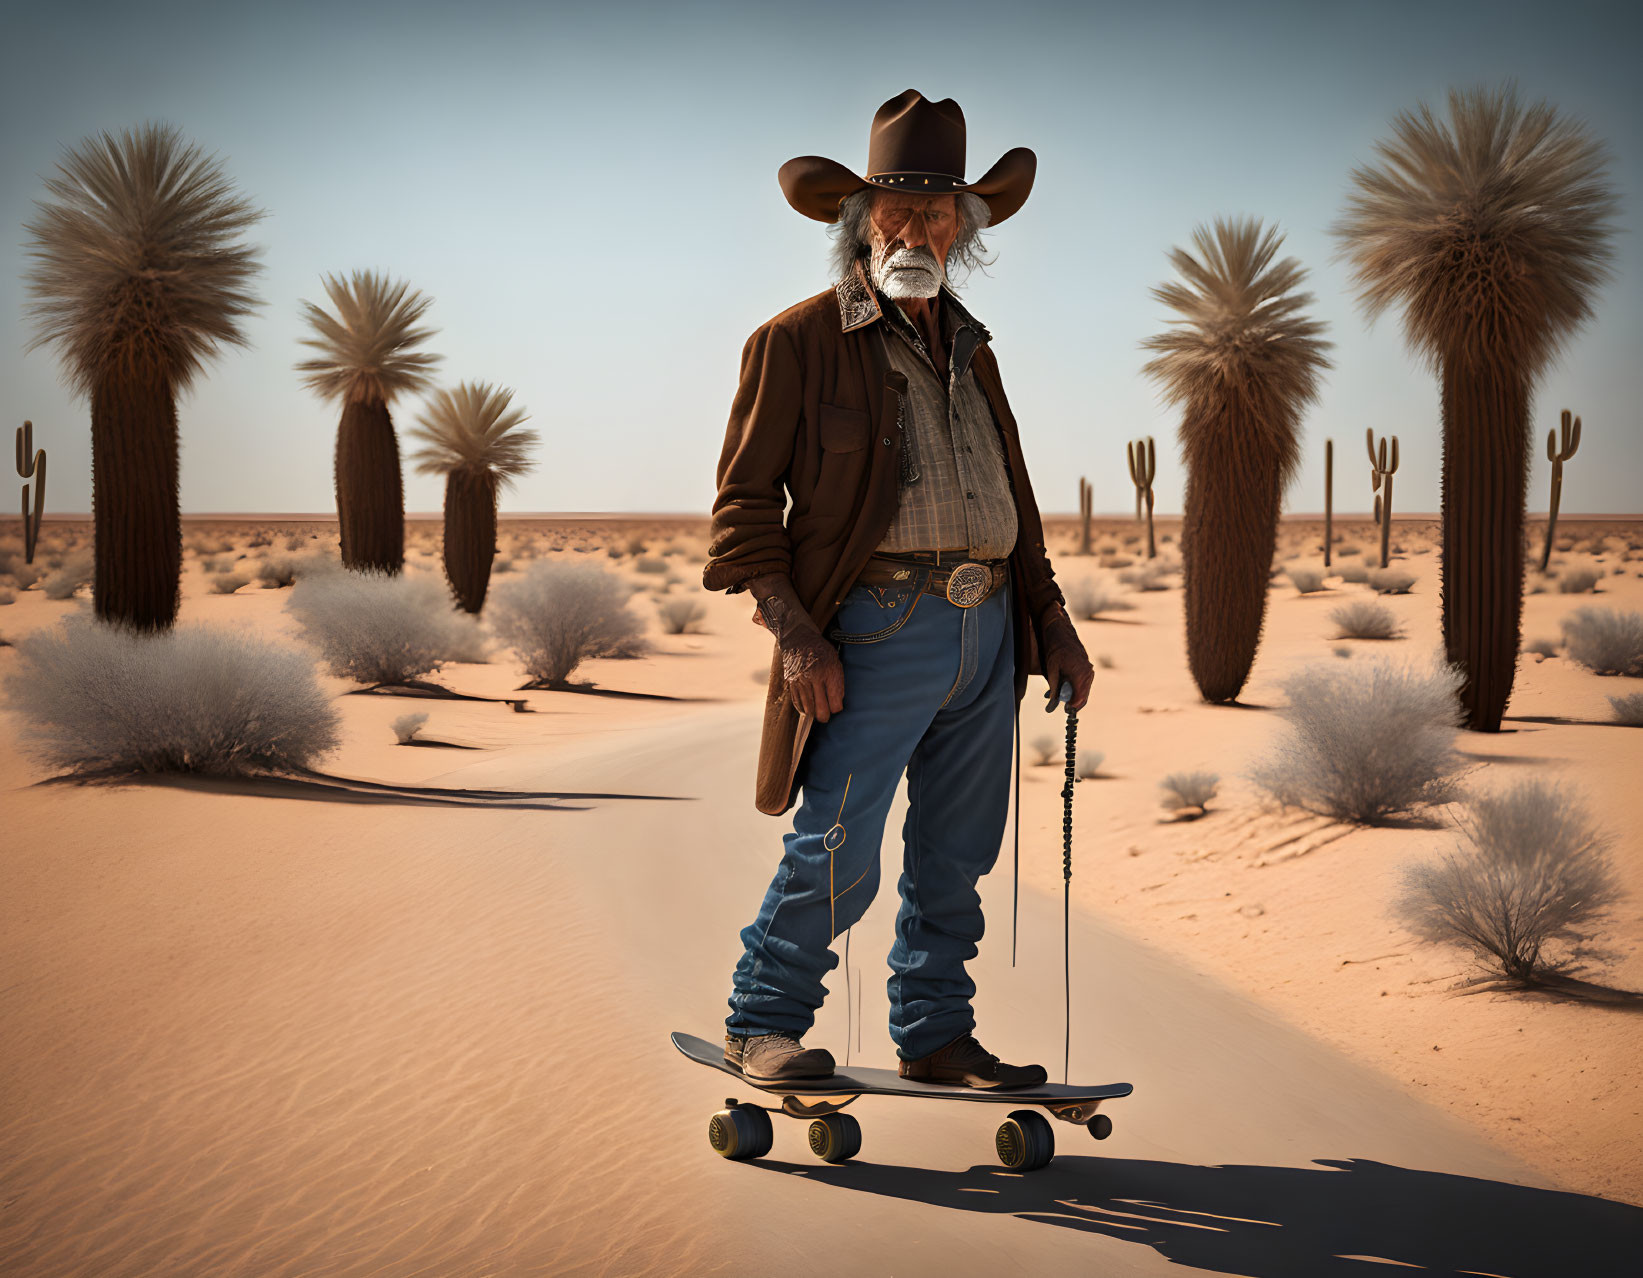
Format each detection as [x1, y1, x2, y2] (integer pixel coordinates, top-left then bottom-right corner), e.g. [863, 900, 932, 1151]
[758, 1153, 1642, 1277]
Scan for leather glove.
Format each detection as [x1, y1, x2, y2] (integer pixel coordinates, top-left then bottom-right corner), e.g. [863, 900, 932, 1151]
[1039, 603, 1094, 713]
[746, 573, 846, 722]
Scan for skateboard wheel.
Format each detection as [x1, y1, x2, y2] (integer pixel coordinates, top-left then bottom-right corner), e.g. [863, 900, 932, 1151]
[709, 1104, 773, 1160]
[807, 1113, 862, 1163]
[1088, 1114, 1113, 1141]
[995, 1110, 1055, 1171]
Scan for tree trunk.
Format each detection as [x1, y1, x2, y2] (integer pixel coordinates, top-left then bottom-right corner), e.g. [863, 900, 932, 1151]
[1323, 438, 1332, 567]
[443, 467, 498, 613]
[1181, 397, 1282, 703]
[335, 397, 404, 574]
[90, 365, 181, 631]
[1439, 358, 1530, 732]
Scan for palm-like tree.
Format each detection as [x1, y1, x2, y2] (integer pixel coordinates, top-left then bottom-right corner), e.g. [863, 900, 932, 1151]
[1141, 217, 1332, 703]
[296, 271, 440, 574]
[1330, 82, 1618, 731]
[406, 381, 538, 612]
[23, 122, 264, 631]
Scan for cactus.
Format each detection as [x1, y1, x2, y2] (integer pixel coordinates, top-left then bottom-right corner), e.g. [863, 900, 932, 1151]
[15, 420, 46, 565]
[1127, 436, 1156, 559]
[1078, 476, 1093, 554]
[1538, 409, 1581, 573]
[1323, 438, 1333, 567]
[1367, 427, 1399, 568]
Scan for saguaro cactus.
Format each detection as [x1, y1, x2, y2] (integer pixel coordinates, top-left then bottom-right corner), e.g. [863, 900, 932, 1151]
[1078, 476, 1093, 554]
[15, 420, 46, 564]
[1127, 436, 1156, 559]
[1323, 438, 1333, 567]
[1538, 409, 1581, 573]
[1368, 427, 1399, 568]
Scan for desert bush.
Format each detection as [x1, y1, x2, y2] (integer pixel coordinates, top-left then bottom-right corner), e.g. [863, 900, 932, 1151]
[635, 557, 668, 574]
[283, 534, 306, 551]
[1329, 600, 1402, 640]
[657, 595, 708, 634]
[1392, 780, 1623, 985]
[1522, 636, 1560, 658]
[1559, 607, 1643, 676]
[1119, 562, 1171, 591]
[1336, 543, 1362, 558]
[489, 560, 648, 687]
[208, 573, 251, 595]
[1, 612, 340, 776]
[392, 711, 429, 743]
[1285, 566, 1328, 594]
[1332, 645, 1351, 658]
[493, 555, 515, 573]
[1075, 748, 1104, 779]
[1335, 561, 1369, 584]
[1160, 771, 1219, 815]
[257, 556, 298, 588]
[1098, 554, 1134, 570]
[1029, 733, 1057, 766]
[1064, 578, 1131, 618]
[286, 569, 489, 685]
[1096, 653, 1114, 669]
[41, 550, 94, 600]
[1248, 658, 1465, 824]
[1556, 566, 1601, 594]
[1608, 692, 1643, 725]
[1367, 568, 1416, 594]
[0, 586, 15, 606]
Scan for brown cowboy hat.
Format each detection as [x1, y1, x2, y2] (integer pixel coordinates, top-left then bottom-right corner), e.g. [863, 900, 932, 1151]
[779, 89, 1036, 226]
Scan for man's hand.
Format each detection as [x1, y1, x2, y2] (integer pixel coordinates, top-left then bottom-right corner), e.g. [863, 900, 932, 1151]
[1040, 603, 1094, 713]
[747, 573, 846, 722]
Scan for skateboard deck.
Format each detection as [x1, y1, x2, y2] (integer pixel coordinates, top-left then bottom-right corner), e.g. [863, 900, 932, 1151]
[672, 1031, 1133, 1169]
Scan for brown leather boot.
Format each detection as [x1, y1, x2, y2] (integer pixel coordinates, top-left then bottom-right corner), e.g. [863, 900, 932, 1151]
[724, 1032, 836, 1082]
[898, 1033, 1047, 1089]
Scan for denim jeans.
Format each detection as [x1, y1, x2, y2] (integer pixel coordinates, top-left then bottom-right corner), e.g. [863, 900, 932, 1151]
[726, 566, 1016, 1061]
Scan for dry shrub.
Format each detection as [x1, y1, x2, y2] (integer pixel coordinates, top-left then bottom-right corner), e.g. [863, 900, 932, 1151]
[656, 595, 708, 634]
[1560, 607, 1643, 676]
[1608, 692, 1643, 725]
[1248, 658, 1465, 823]
[392, 711, 429, 743]
[1392, 780, 1624, 985]
[1367, 567, 1416, 594]
[286, 568, 488, 684]
[1160, 771, 1219, 815]
[489, 560, 647, 687]
[208, 573, 251, 595]
[1556, 566, 1602, 594]
[1285, 565, 1328, 594]
[1330, 600, 1402, 640]
[1, 611, 339, 776]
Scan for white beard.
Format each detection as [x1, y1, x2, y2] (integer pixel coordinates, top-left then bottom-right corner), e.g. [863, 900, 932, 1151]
[870, 245, 944, 299]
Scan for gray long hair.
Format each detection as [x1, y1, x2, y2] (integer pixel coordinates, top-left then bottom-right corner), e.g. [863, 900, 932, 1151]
[827, 188, 995, 286]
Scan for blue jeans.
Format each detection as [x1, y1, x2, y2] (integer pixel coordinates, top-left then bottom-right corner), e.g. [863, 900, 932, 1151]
[726, 567, 1016, 1061]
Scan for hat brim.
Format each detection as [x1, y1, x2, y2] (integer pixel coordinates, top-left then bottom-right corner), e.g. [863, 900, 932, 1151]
[778, 146, 1036, 226]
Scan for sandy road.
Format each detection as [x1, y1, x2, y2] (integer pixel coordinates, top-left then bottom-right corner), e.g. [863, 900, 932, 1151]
[3, 697, 1640, 1277]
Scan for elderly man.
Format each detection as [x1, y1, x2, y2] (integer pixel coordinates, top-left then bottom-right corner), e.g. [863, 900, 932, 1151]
[702, 90, 1094, 1088]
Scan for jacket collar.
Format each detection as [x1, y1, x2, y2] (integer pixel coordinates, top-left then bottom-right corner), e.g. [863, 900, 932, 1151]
[835, 257, 992, 346]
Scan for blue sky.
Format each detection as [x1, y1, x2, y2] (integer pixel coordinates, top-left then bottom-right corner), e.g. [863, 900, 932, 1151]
[2, 0, 1638, 517]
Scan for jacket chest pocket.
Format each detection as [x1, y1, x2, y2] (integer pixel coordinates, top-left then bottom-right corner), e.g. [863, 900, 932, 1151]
[818, 403, 871, 453]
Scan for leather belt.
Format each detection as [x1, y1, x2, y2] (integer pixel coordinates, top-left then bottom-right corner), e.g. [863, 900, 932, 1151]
[856, 550, 1009, 608]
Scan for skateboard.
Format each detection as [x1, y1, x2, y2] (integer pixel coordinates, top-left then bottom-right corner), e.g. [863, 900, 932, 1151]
[672, 1031, 1132, 1171]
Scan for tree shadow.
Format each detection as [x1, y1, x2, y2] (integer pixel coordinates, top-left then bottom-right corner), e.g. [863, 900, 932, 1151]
[1454, 972, 1643, 1012]
[756, 1154, 1641, 1277]
[516, 680, 719, 702]
[1504, 715, 1627, 729]
[398, 738, 482, 750]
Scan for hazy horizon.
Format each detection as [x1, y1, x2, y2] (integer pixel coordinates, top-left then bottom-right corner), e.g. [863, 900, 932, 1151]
[3, 0, 1638, 520]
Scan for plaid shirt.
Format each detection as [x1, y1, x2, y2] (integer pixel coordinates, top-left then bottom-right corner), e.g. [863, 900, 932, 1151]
[871, 287, 1019, 560]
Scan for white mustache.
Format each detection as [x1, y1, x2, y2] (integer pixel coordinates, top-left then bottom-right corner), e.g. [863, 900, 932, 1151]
[884, 247, 940, 273]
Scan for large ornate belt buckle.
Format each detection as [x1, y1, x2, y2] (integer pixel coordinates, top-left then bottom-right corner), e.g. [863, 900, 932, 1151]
[945, 561, 991, 607]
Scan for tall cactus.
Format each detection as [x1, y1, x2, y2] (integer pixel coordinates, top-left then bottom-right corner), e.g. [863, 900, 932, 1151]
[1127, 436, 1156, 559]
[15, 420, 46, 564]
[1323, 438, 1333, 567]
[1141, 218, 1332, 704]
[1078, 475, 1093, 554]
[1367, 428, 1399, 568]
[1332, 84, 1617, 732]
[1538, 409, 1581, 573]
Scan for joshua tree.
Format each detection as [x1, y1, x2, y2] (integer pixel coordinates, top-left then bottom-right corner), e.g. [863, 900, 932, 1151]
[1077, 476, 1093, 554]
[1367, 427, 1399, 568]
[1126, 436, 1156, 557]
[22, 123, 264, 630]
[1538, 409, 1581, 572]
[1141, 217, 1332, 703]
[16, 421, 46, 564]
[296, 271, 440, 575]
[406, 381, 539, 612]
[1331, 82, 1618, 731]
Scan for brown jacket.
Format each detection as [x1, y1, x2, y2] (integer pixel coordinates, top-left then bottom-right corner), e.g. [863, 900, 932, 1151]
[702, 260, 1068, 815]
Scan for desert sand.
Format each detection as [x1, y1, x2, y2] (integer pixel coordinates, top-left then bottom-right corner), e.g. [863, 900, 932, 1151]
[2, 514, 1640, 1277]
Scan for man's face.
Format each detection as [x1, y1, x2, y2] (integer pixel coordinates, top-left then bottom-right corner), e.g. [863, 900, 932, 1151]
[866, 190, 959, 300]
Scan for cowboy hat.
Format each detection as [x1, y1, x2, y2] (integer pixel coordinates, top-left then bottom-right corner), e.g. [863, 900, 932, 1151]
[779, 89, 1035, 226]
